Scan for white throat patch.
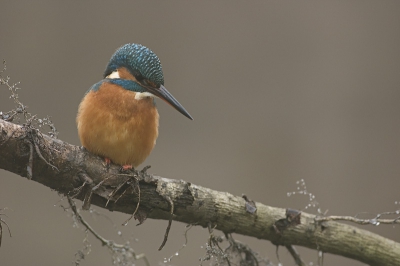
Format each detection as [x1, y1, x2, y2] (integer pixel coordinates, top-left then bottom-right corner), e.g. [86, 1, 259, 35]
[134, 91, 155, 100]
[106, 70, 120, 79]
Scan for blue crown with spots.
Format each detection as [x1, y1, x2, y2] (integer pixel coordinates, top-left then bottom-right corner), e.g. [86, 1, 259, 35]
[104, 43, 164, 86]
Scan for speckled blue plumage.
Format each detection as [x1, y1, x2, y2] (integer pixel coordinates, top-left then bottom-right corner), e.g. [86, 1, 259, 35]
[89, 79, 146, 93]
[104, 43, 164, 86]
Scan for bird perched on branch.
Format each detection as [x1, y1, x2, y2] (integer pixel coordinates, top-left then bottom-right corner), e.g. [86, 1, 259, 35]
[77, 43, 192, 169]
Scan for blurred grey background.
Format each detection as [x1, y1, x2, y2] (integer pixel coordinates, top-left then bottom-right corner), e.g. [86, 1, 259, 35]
[1, 1, 400, 265]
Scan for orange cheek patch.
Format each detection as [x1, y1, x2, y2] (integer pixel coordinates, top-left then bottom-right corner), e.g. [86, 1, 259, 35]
[117, 67, 137, 81]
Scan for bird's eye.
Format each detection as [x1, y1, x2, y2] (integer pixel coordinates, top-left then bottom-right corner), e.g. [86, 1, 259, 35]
[136, 74, 144, 82]
[143, 79, 157, 88]
[132, 70, 144, 81]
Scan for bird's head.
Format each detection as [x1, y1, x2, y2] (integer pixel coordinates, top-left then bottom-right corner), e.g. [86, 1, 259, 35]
[104, 43, 193, 120]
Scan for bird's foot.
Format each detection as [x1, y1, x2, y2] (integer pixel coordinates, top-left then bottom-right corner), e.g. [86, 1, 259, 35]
[102, 157, 111, 169]
[121, 164, 133, 171]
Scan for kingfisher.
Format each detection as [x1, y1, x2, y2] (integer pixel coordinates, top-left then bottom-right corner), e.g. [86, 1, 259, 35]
[77, 43, 193, 170]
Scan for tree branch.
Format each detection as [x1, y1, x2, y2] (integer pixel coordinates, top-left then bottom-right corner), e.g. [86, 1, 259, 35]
[1, 118, 400, 266]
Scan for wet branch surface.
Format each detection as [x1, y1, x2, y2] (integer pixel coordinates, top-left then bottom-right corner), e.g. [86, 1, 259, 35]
[1, 118, 400, 266]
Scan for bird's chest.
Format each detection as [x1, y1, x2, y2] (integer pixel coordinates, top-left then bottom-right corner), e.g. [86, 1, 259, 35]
[77, 85, 159, 165]
[86, 84, 157, 124]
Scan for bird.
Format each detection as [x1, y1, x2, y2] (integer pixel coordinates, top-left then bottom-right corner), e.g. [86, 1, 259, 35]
[77, 43, 193, 170]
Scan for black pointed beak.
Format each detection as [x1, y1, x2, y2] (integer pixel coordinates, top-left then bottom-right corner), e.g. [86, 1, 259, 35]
[146, 85, 193, 120]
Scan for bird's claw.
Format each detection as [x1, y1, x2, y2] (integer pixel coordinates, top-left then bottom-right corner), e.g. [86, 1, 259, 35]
[121, 164, 133, 171]
[102, 157, 111, 169]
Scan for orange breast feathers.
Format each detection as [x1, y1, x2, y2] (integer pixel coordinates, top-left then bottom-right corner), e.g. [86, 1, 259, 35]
[76, 82, 159, 167]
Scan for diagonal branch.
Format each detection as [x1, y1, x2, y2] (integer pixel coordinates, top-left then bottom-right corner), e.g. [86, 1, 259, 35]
[1, 118, 400, 266]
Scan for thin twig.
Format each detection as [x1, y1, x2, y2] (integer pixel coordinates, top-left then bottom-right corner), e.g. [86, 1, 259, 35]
[315, 214, 400, 225]
[69, 181, 88, 199]
[122, 176, 141, 226]
[77, 172, 94, 210]
[68, 196, 113, 246]
[164, 224, 193, 263]
[24, 139, 33, 179]
[158, 195, 174, 251]
[113, 172, 139, 204]
[106, 177, 130, 207]
[82, 187, 93, 211]
[67, 196, 149, 266]
[318, 250, 324, 266]
[91, 176, 111, 191]
[285, 245, 306, 266]
[225, 233, 262, 266]
[207, 227, 229, 266]
[275, 245, 280, 265]
[31, 133, 59, 171]
[0, 211, 12, 247]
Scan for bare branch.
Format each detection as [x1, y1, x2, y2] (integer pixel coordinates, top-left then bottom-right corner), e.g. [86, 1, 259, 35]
[1, 118, 400, 266]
